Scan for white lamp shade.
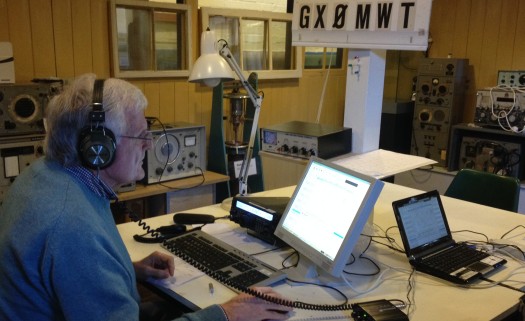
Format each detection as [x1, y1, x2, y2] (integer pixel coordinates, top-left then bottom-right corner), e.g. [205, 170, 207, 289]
[189, 30, 234, 87]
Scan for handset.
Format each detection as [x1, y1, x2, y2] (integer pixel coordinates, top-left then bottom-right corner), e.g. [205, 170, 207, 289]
[173, 213, 216, 225]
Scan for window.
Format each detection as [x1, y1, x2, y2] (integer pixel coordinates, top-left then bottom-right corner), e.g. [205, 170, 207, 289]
[109, 0, 192, 78]
[201, 7, 302, 79]
[304, 47, 344, 69]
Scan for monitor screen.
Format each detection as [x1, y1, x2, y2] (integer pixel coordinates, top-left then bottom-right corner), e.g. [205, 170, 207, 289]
[274, 157, 384, 284]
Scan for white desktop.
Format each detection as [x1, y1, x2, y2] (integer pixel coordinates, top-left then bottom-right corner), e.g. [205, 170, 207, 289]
[118, 174, 525, 320]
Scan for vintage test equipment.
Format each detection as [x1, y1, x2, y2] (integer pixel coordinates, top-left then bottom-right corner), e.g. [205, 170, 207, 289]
[230, 196, 290, 245]
[474, 88, 525, 130]
[0, 81, 62, 136]
[497, 70, 525, 86]
[0, 134, 45, 202]
[260, 121, 352, 159]
[456, 136, 521, 178]
[411, 58, 468, 167]
[142, 122, 206, 185]
[448, 124, 525, 179]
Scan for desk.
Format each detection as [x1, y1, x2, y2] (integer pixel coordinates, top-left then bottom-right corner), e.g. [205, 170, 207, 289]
[118, 182, 525, 320]
[114, 171, 229, 220]
[117, 171, 229, 201]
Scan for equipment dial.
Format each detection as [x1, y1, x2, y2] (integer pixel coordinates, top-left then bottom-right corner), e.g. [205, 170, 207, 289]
[154, 134, 180, 165]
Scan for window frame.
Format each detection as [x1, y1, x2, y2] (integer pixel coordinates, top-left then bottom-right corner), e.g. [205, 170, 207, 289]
[200, 7, 302, 80]
[304, 47, 345, 70]
[109, 0, 193, 78]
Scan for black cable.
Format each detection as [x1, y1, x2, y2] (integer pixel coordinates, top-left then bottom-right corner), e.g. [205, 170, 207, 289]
[480, 276, 525, 294]
[501, 225, 525, 239]
[451, 229, 489, 243]
[281, 250, 300, 270]
[159, 167, 206, 190]
[406, 267, 416, 317]
[343, 256, 381, 276]
[285, 278, 350, 306]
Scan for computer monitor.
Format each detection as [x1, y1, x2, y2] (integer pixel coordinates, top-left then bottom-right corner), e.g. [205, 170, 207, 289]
[273, 157, 384, 284]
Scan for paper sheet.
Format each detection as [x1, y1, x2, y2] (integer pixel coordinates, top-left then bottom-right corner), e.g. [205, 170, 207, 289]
[331, 149, 436, 178]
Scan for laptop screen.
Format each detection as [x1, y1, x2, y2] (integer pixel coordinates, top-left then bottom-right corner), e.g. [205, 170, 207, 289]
[392, 190, 453, 256]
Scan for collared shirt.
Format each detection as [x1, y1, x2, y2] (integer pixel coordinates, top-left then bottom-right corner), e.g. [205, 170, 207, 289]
[65, 165, 118, 201]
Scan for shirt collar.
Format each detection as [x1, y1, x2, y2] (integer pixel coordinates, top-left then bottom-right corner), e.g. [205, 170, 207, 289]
[64, 165, 118, 201]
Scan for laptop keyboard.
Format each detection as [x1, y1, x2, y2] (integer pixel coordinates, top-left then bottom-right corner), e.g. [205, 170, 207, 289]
[423, 244, 489, 273]
[163, 230, 286, 289]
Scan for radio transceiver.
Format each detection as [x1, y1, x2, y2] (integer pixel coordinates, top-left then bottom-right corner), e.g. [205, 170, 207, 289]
[230, 196, 290, 245]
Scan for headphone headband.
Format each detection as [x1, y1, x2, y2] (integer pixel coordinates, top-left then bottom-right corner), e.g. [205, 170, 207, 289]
[77, 78, 116, 170]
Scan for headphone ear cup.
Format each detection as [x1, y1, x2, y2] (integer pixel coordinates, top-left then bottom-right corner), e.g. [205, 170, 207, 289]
[78, 126, 116, 169]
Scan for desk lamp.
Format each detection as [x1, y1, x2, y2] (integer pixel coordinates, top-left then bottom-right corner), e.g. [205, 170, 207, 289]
[189, 29, 263, 196]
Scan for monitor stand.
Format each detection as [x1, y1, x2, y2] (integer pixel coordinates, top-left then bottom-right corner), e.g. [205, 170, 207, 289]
[284, 255, 348, 287]
[284, 213, 375, 287]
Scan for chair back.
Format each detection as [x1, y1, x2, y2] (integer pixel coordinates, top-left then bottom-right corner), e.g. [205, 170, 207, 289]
[444, 169, 521, 212]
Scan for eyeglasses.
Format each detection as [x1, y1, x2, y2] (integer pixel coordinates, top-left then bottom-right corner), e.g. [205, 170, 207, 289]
[119, 132, 154, 141]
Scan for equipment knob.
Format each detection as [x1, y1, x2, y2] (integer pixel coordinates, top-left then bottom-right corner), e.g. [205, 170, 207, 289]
[167, 166, 173, 173]
[177, 164, 184, 171]
[281, 144, 289, 152]
[291, 146, 299, 154]
[188, 162, 194, 169]
[189, 151, 195, 158]
[300, 147, 307, 156]
[155, 168, 164, 175]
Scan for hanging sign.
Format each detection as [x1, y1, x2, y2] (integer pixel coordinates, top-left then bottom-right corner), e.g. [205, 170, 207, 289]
[292, 0, 433, 50]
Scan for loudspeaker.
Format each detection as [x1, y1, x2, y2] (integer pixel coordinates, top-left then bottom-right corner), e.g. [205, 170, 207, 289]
[78, 79, 116, 170]
[411, 58, 468, 166]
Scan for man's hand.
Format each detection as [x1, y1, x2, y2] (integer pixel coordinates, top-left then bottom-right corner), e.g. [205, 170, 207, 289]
[220, 287, 293, 321]
[133, 251, 174, 281]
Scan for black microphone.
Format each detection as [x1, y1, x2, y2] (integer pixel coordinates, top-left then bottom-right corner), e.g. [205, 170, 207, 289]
[173, 213, 216, 225]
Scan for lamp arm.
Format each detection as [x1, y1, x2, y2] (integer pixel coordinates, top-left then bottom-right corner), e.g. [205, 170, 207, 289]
[218, 45, 260, 107]
[218, 45, 263, 196]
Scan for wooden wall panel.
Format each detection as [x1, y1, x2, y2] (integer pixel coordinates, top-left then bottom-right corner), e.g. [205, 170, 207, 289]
[450, 0, 471, 58]
[495, 0, 518, 71]
[174, 81, 190, 122]
[478, 1, 502, 88]
[428, 0, 456, 57]
[7, 0, 34, 82]
[71, 0, 93, 75]
[512, 1, 525, 68]
[91, 0, 111, 78]
[0, 0, 10, 41]
[158, 81, 175, 123]
[29, 0, 56, 78]
[144, 82, 161, 118]
[52, 0, 75, 78]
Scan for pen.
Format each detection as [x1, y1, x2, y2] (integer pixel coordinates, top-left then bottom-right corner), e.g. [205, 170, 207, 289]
[208, 282, 214, 295]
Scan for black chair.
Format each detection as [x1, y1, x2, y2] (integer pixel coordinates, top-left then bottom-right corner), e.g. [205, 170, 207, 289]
[444, 168, 521, 212]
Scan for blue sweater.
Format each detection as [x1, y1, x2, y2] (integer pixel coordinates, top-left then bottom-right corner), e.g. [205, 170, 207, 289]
[0, 158, 226, 321]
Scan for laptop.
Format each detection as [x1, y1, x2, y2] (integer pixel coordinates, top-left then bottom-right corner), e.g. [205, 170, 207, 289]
[392, 190, 506, 284]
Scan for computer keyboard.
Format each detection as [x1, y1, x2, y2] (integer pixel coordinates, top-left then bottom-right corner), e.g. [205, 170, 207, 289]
[423, 244, 489, 273]
[163, 230, 286, 289]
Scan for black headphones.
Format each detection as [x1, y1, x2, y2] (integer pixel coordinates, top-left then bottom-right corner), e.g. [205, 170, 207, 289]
[78, 79, 117, 170]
